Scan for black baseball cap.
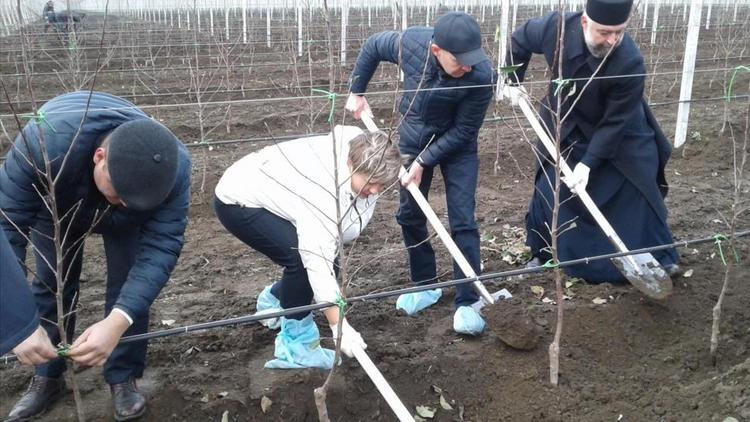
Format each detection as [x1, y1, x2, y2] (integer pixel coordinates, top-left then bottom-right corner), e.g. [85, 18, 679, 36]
[433, 12, 489, 67]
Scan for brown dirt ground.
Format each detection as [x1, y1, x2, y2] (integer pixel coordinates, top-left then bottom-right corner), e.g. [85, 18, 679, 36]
[1, 7, 749, 422]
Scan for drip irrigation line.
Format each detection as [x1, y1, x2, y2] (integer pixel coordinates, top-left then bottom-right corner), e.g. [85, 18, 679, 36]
[0, 228, 747, 365]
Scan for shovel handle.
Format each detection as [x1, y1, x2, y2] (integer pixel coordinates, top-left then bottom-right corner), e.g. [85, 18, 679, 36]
[360, 115, 495, 305]
[351, 344, 415, 422]
[513, 90, 631, 253]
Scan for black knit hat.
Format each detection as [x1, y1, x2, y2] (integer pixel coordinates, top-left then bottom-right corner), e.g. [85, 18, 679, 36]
[585, 0, 633, 25]
[433, 12, 489, 66]
[106, 120, 179, 211]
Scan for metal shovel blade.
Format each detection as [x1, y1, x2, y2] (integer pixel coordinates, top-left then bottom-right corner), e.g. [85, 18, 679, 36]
[611, 253, 673, 300]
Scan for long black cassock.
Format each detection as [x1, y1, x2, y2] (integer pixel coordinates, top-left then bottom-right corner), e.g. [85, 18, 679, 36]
[508, 11, 679, 282]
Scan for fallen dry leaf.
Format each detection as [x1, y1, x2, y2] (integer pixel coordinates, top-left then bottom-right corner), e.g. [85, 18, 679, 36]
[260, 396, 272, 413]
[416, 405, 436, 418]
[592, 297, 607, 305]
[530, 285, 545, 298]
[440, 395, 453, 411]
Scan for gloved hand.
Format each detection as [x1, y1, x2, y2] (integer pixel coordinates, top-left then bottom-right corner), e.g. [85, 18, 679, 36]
[502, 84, 528, 106]
[330, 318, 367, 358]
[345, 93, 374, 120]
[396, 288, 442, 315]
[563, 162, 591, 194]
[453, 306, 486, 336]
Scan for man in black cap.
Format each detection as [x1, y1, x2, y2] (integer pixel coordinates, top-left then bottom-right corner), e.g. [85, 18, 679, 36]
[346, 11, 493, 335]
[0, 91, 192, 421]
[506, 0, 679, 283]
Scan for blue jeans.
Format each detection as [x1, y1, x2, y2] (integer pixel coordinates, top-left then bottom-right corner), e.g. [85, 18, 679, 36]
[396, 152, 480, 307]
[213, 198, 314, 320]
[31, 218, 148, 385]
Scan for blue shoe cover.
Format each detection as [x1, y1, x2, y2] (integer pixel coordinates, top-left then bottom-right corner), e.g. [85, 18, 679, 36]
[396, 288, 442, 315]
[255, 285, 281, 330]
[264, 315, 336, 369]
[453, 306, 486, 335]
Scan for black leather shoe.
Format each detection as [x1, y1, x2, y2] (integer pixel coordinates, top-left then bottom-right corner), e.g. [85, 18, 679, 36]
[525, 257, 543, 269]
[110, 378, 146, 421]
[5, 375, 66, 422]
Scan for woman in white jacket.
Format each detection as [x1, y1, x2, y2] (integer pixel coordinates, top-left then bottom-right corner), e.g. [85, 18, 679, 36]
[214, 126, 402, 369]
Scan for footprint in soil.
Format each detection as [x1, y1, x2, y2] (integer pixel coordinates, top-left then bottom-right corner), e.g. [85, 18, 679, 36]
[484, 302, 541, 350]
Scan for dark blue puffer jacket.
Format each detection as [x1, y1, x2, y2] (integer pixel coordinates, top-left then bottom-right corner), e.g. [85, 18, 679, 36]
[0, 91, 192, 320]
[350, 27, 494, 167]
[0, 228, 39, 356]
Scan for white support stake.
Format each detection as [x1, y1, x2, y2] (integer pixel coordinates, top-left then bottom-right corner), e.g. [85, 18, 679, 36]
[359, 115, 495, 306]
[495, 0, 510, 99]
[340, 0, 348, 64]
[242, 0, 247, 44]
[297, 0, 303, 57]
[401, 0, 407, 30]
[674, 0, 702, 148]
[705, 1, 711, 30]
[266, 5, 271, 48]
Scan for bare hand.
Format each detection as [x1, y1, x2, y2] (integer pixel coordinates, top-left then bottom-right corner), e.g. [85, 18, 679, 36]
[345, 94, 374, 120]
[67, 312, 130, 367]
[13, 326, 57, 366]
[400, 161, 424, 187]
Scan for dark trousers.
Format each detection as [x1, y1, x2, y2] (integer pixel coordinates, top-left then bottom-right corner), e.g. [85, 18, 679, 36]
[396, 152, 480, 307]
[213, 197, 313, 320]
[31, 219, 148, 385]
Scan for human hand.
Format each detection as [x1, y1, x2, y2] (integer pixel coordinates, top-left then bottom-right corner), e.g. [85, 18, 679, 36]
[400, 161, 424, 187]
[67, 312, 130, 367]
[345, 94, 374, 120]
[12, 326, 57, 366]
[563, 162, 591, 194]
[502, 84, 528, 106]
[330, 319, 367, 358]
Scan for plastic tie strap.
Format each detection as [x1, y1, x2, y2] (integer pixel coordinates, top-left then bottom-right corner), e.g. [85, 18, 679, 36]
[726, 66, 750, 102]
[333, 294, 347, 319]
[713, 234, 739, 266]
[543, 259, 559, 269]
[552, 77, 572, 97]
[311, 88, 338, 123]
[56, 345, 70, 358]
[20, 110, 57, 133]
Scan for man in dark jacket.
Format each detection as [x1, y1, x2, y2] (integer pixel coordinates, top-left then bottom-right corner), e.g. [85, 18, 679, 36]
[0, 91, 192, 421]
[507, 0, 679, 282]
[0, 229, 57, 365]
[347, 12, 493, 335]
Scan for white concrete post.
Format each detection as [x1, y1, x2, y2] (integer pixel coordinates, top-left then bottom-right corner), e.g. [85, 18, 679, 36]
[674, 0, 703, 148]
[650, 2, 659, 45]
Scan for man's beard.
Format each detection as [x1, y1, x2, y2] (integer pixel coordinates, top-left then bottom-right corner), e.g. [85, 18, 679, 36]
[584, 27, 620, 59]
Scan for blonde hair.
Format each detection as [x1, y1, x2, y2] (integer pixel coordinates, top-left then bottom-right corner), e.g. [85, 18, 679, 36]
[348, 130, 402, 186]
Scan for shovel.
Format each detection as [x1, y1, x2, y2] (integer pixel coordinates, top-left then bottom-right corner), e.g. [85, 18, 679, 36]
[507, 86, 673, 299]
[358, 114, 495, 306]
